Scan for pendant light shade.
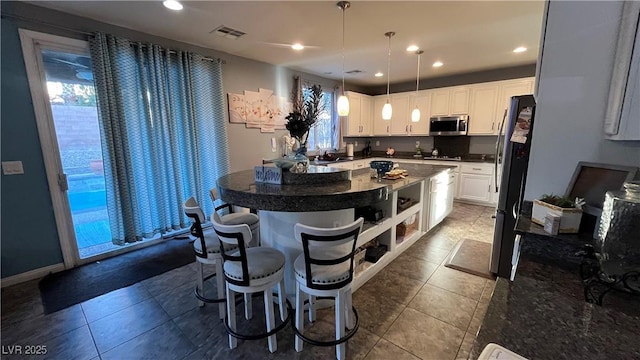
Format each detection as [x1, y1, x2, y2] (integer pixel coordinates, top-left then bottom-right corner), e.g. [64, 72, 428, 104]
[337, 94, 350, 116]
[382, 101, 393, 120]
[382, 31, 395, 121]
[412, 50, 423, 123]
[337, 1, 350, 116]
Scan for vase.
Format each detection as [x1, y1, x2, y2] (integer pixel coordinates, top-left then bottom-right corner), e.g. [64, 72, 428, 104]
[295, 142, 308, 156]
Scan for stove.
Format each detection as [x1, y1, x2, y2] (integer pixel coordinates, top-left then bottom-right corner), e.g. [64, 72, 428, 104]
[423, 156, 462, 161]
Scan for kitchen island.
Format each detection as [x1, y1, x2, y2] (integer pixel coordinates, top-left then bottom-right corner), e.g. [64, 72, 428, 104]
[217, 163, 455, 298]
[470, 218, 640, 359]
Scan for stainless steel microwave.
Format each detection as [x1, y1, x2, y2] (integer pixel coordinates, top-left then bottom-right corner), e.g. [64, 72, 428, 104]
[429, 115, 469, 136]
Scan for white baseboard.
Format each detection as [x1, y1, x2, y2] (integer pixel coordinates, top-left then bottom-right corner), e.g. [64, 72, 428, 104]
[1, 263, 66, 288]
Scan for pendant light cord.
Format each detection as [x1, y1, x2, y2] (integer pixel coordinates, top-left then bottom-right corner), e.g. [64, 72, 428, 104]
[415, 53, 420, 95]
[386, 34, 392, 100]
[341, 5, 346, 95]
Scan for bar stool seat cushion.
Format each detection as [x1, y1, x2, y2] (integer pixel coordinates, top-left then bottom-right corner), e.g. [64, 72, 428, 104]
[193, 228, 238, 254]
[224, 247, 285, 286]
[293, 250, 351, 285]
[221, 213, 259, 227]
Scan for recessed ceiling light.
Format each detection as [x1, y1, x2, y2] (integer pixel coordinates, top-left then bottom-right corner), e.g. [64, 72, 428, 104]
[163, 0, 183, 11]
[432, 61, 443, 68]
[375, 72, 384, 77]
[406, 45, 419, 52]
[513, 46, 527, 53]
[291, 43, 304, 51]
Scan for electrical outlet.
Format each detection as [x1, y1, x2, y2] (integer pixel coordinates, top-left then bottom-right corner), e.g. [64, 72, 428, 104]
[375, 140, 380, 146]
[416, 140, 420, 147]
[354, 141, 358, 147]
[2, 161, 24, 175]
[271, 137, 276, 152]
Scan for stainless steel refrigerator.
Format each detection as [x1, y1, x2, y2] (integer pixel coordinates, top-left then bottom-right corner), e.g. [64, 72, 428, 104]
[490, 95, 536, 278]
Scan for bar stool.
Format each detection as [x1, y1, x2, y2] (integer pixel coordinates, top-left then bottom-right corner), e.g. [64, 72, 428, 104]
[183, 197, 234, 318]
[292, 218, 364, 360]
[211, 214, 291, 353]
[210, 188, 260, 246]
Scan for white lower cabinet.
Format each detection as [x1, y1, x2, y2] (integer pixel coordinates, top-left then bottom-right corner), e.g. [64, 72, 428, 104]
[458, 163, 494, 204]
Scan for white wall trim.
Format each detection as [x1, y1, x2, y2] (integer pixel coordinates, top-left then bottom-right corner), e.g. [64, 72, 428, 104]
[1, 263, 66, 288]
[18, 29, 90, 269]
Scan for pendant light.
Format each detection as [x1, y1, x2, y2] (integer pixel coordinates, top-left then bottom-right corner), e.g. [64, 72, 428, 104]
[411, 50, 423, 122]
[336, 1, 350, 116]
[382, 31, 395, 120]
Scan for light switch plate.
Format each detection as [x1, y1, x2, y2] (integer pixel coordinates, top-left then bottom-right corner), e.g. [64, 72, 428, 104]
[271, 137, 277, 152]
[2, 161, 24, 175]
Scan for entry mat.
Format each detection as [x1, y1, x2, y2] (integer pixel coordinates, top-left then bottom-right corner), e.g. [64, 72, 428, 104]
[445, 238, 495, 280]
[39, 238, 194, 314]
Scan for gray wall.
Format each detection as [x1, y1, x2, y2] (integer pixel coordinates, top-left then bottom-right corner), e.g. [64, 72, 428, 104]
[1, 18, 65, 277]
[525, 0, 640, 200]
[0, 2, 339, 278]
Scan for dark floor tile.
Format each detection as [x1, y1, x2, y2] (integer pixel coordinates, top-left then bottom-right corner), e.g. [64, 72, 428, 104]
[405, 241, 452, 265]
[420, 232, 461, 251]
[359, 269, 424, 305]
[351, 287, 406, 337]
[408, 284, 477, 331]
[101, 321, 195, 360]
[173, 305, 227, 349]
[81, 282, 151, 323]
[468, 301, 490, 336]
[141, 265, 195, 297]
[479, 280, 496, 304]
[1, 305, 86, 346]
[364, 338, 420, 360]
[384, 307, 465, 360]
[154, 280, 215, 319]
[387, 253, 438, 283]
[89, 298, 170, 353]
[456, 332, 475, 360]
[41, 325, 98, 360]
[1, 279, 44, 326]
[427, 266, 486, 300]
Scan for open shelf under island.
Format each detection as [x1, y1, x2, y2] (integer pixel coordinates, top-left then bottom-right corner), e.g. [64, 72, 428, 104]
[217, 162, 457, 301]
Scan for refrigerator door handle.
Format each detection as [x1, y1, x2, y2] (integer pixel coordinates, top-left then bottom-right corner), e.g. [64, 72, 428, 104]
[494, 108, 508, 193]
[512, 202, 519, 220]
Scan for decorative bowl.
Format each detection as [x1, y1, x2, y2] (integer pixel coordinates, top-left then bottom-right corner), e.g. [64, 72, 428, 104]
[370, 160, 394, 176]
[273, 158, 296, 170]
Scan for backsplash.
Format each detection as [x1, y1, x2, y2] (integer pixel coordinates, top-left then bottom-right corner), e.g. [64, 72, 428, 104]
[343, 136, 498, 156]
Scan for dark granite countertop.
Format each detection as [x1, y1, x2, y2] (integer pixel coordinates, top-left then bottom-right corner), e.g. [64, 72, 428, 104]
[470, 229, 640, 359]
[218, 164, 455, 212]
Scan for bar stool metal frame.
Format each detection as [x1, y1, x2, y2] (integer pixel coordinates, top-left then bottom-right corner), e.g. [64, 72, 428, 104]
[212, 216, 292, 353]
[183, 197, 230, 319]
[292, 218, 364, 360]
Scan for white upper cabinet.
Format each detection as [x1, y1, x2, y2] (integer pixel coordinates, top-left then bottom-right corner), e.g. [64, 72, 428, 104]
[467, 78, 534, 135]
[408, 93, 431, 135]
[373, 96, 391, 135]
[429, 86, 470, 117]
[343, 92, 373, 136]
[497, 78, 534, 134]
[469, 84, 499, 135]
[449, 87, 470, 115]
[430, 89, 450, 116]
[389, 94, 410, 135]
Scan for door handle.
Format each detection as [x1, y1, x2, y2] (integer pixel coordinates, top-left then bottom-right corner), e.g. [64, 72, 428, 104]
[494, 108, 508, 192]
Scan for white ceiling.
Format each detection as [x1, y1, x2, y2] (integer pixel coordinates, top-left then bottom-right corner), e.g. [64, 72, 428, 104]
[29, 1, 545, 86]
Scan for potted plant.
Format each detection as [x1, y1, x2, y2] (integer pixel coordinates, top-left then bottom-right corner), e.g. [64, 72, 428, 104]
[285, 84, 324, 156]
[531, 194, 583, 233]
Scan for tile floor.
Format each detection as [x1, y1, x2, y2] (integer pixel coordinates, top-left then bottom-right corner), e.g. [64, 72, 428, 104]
[1, 203, 496, 360]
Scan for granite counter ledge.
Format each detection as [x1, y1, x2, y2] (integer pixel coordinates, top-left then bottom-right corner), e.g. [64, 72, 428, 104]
[470, 232, 640, 359]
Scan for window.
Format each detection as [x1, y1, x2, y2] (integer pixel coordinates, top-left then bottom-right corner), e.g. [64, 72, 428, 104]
[303, 86, 338, 151]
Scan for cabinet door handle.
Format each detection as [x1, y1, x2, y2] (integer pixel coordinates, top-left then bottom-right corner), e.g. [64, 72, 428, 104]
[387, 125, 389, 133]
[491, 122, 495, 130]
[473, 167, 482, 171]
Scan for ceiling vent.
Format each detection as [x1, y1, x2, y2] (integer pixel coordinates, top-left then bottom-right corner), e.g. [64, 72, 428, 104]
[345, 69, 364, 74]
[211, 26, 246, 39]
